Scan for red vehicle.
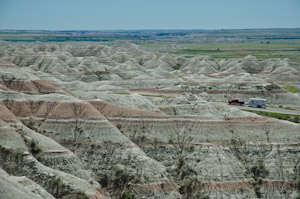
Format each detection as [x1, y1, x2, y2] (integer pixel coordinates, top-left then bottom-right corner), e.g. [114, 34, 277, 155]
[228, 99, 245, 106]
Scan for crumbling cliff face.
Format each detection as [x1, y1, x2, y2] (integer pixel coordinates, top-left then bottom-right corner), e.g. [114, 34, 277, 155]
[0, 42, 300, 199]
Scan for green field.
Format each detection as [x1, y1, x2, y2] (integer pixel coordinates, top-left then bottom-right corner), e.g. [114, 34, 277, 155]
[1, 29, 300, 63]
[141, 41, 300, 63]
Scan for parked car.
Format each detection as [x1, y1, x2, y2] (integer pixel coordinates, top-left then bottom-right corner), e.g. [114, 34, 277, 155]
[228, 99, 245, 106]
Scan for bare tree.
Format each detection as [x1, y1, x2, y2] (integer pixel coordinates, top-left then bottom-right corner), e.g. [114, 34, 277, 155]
[32, 81, 44, 94]
[45, 101, 58, 118]
[1, 76, 25, 92]
[168, 122, 195, 178]
[262, 125, 271, 144]
[70, 103, 85, 144]
[3, 99, 23, 117]
[0, 75, 15, 88]
[28, 100, 43, 119]
[2, 99, 14, 111]
[171, 126, 194, 156]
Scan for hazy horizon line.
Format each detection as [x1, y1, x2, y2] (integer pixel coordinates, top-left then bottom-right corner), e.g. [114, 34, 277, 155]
[1, 27, 300, 32]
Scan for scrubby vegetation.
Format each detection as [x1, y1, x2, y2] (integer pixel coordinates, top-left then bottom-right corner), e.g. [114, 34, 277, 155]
[15, 127, 42, 160]
[98, 166, 136, 199]
[264, 83, 281, 91]
[28, 139, 42, 159]
[248, 161, 269, 198]
[1, 30, 300, 199]
[243, 109, 300, 123]
[140, 94, 164, 97]
[120, 190, 135, 199]
[282, 85, 299, 93]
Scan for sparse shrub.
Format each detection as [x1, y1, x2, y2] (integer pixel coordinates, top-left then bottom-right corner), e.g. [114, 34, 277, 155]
[243, 109, 299, 123]
[265, 83, 281, 91]
[278, 114, 289, 120]
[256, 85, 263, 90]
[297, 177, 300, 191]
[83, 71, 93, 75]
[139, 135, 146, 142]
[99, 174, 109, 188]
[112, 169, 134, 189]
[168, 138, 174, 144]
[30, 139, 42, 158]
[257, 177, 263, 185]
[179, 178, 193, 194]
[173, 64, 181, 70]
[51, 176, 63, 198]
[242, 64, 263, 74]
[195, 193, 211, 199]
[120, 190, 135, 199]
[254, 184, 261, 198]
[282, 85, 299, 93]
[76, 190, 88, 199]
[116, 124, 122, 130]
[185, 178, 193, 191]
[55, 177, 61, 184]
[292, 116, 299, 124]
[250, 161, 269, 179]
[249, 161, 269, 198]
[95, 70, 110, 80]
[22, 118, 36, 131]
[95, 70, 109, 76]
[16, 128, 25, 137]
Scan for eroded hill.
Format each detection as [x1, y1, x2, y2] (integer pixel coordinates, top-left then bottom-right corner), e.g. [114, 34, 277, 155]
[0, 42, 300, 199]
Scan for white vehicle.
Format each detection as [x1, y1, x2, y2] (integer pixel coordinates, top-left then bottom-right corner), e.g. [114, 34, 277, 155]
[248, 98, 267, 108]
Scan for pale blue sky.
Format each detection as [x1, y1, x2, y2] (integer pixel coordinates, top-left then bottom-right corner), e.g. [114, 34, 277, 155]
[0, 0, 299, 30]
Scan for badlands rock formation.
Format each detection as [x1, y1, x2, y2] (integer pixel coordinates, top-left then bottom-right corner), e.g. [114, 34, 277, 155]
[0, 42, 300, 199]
